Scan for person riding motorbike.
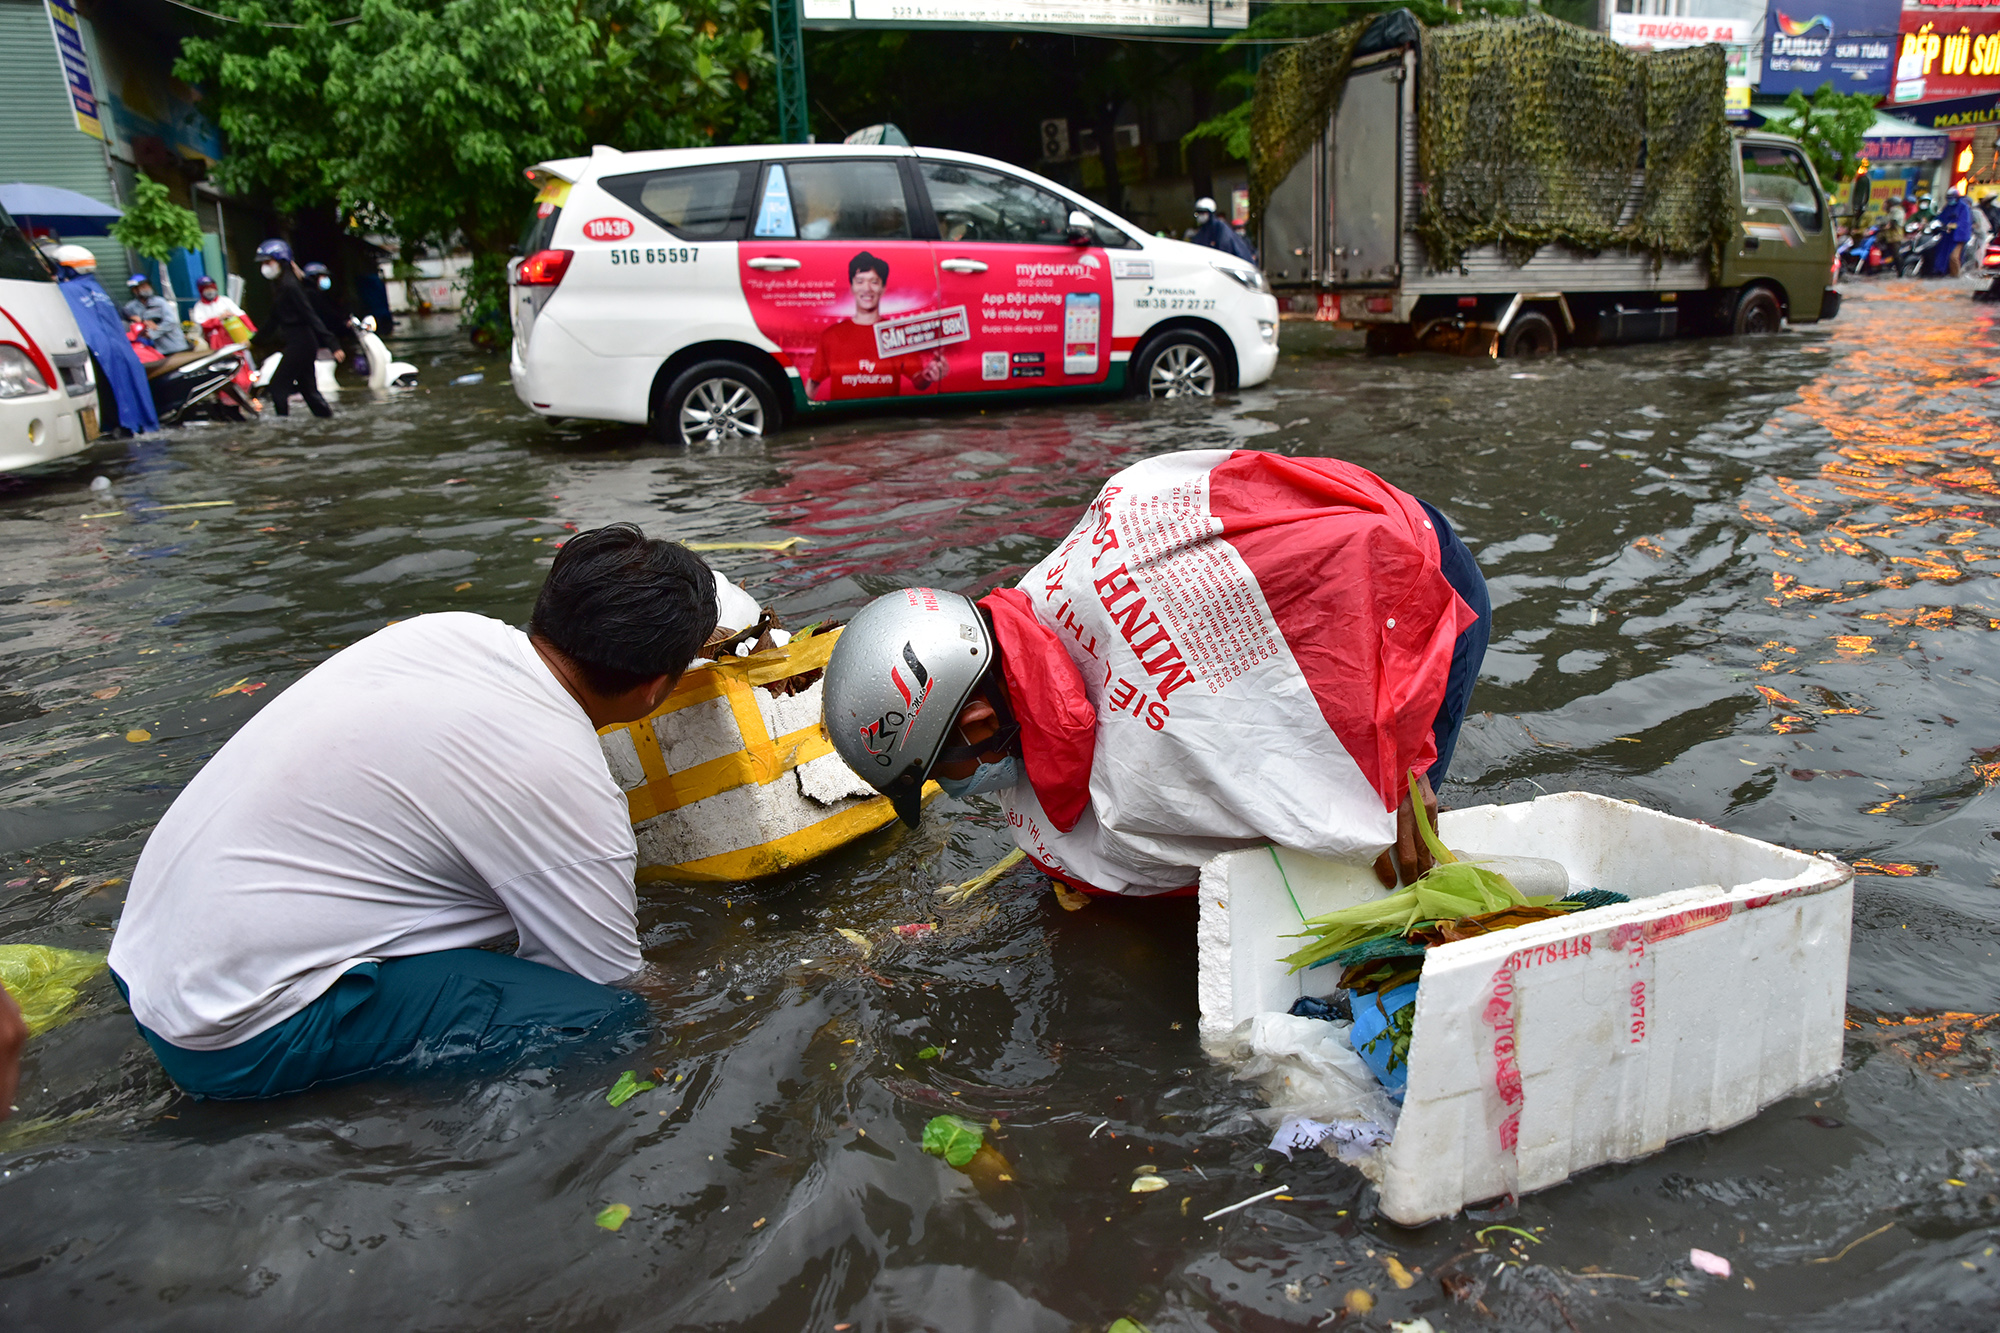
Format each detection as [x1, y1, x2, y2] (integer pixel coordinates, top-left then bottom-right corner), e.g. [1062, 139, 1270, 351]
[121, 274, 190, 355]
[1188, 196, 1255, 262]
[1936, 190, 1974, 277]
[257, 239, 340, 418]
[189, 276, 260, 413]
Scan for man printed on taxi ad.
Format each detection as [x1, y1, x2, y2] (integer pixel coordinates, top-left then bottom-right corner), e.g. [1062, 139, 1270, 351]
[807, 252, 948, 401]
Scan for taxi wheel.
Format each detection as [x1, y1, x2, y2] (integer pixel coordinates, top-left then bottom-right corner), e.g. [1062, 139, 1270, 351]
[1135, 331, 1222, 399]
[657, 361, 776, 445]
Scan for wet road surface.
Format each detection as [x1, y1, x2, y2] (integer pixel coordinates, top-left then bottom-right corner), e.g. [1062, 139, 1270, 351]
[1, 286, 1997, 1331]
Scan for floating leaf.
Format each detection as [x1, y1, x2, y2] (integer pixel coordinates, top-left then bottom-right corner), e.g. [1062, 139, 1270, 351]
[921, 1114, 984, 1168]
[606, 1070, 655, 1106]
[125, 729, 151, 743]
[916, 1046, 943, 1060]
[594, 1204, 631, 1231]
[1130, 1176, 1168, 1193]
[834, 927, 873, 958]
[1107, 1321, 1152, 1333]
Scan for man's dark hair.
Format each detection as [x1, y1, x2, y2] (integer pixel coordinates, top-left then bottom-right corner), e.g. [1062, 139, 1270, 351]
[530, 524, 718, 696]
[848, 251, 889, 283]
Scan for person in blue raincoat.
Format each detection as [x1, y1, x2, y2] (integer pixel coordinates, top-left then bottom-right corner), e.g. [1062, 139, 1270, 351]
[1189, 196, 1255, 263]
[1935, 190, 1974, 277]
[51, 245, 158, 435]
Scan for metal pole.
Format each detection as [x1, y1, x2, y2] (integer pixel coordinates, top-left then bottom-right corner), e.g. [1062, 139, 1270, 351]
[772, 0, 809, 143]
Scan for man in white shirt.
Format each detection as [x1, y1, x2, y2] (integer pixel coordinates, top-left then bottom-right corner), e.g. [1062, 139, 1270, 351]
[107, 524, 718, 1099]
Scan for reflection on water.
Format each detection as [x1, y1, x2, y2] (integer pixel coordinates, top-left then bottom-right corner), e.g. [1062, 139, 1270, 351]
[2, 294, 1998, 1330]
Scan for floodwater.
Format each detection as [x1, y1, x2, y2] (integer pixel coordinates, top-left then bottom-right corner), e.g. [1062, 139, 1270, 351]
[1, 285, 1996, 1331]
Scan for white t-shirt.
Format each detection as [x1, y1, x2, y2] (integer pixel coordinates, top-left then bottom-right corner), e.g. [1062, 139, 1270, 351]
[189, 294, 246, 328]
[109, 613, 644, 1050]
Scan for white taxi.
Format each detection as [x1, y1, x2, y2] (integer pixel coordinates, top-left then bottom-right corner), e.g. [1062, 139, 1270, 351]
[508, 143, 1279, 444]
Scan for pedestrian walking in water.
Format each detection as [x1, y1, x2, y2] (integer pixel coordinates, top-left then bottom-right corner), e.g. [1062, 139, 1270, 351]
[257, 239, 339, 418]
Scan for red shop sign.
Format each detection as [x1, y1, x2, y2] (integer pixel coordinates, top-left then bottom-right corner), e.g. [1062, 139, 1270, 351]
[1896, 10, 2000, 102]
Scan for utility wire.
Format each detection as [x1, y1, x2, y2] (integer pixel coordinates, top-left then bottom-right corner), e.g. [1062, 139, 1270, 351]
[157, 0, 363, 27]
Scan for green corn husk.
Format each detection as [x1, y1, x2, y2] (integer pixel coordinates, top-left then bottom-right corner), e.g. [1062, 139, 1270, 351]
[1281, 776, 1556, 973]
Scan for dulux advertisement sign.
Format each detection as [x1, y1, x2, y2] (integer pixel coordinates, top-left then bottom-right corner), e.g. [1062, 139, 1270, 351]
[1761, 0, 1902, 95]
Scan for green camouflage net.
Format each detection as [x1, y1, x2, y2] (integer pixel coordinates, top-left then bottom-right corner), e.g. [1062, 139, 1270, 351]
[1250, 13, 1735, 277]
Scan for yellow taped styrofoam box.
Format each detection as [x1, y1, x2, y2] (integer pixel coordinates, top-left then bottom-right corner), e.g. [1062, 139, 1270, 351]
[596, 628, 925, 882]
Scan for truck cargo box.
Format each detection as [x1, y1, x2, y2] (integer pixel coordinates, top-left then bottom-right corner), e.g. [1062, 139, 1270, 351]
[1197, 791, 1853, 1225]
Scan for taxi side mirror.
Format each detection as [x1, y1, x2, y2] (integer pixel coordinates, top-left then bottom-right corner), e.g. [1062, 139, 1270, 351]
[1066, 210, 1094, 245]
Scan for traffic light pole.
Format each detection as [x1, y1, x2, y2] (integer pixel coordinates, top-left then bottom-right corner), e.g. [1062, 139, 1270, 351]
[772, 0, 810, 143]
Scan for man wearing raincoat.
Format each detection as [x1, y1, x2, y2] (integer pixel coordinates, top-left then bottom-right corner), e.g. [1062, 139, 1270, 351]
[51, 246, 159, 435]
[822, 450, 1492, 896]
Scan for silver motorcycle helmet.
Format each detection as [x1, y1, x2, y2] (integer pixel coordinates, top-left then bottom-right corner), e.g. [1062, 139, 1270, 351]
[824, 588, 995, 826]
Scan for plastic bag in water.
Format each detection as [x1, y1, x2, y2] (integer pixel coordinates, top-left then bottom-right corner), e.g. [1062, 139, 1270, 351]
[0, 945, 108, 1036]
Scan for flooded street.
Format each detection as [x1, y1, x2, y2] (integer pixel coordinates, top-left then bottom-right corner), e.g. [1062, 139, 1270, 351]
[2, 286, 1997, 1331]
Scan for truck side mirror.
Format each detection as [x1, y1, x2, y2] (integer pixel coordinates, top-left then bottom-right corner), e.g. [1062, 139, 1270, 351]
[1066, 210, 1094, 245]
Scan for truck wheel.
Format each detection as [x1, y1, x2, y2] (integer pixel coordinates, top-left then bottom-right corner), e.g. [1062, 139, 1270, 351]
[656, 360, 777, 445]
[1500, 310, 1558, 358]
[1134, 330, 1221, 398]
[1732, 287, 1783, 336]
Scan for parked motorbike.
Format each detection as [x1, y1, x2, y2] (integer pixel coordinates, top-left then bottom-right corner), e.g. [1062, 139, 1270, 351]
[254, 317, 416, 398]
[147, 344, 257, 425]
[1897, 217, 1946, 277]
[1837, 223, 1897, 279]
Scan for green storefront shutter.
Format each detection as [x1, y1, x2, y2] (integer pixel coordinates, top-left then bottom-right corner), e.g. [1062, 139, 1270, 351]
[0, 0, 128, 291]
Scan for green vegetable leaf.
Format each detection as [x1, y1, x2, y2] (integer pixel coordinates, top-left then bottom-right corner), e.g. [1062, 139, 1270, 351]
[921, 1114, 984, 1168]
[595, 1203, 632, 1231]
[1107, 1321, 1153, 1333]
[916, 1045, 943, 1060]
[606, 1070, 656, 1106]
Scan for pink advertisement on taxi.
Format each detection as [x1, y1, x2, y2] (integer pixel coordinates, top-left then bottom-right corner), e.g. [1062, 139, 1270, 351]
[738, 243, 1115, 403]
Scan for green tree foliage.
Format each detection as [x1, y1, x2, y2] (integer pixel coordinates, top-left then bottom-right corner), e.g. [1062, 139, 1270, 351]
[1763, 83, 1877, 192]
[1183, 0, 1526, 162]
[107, 177, 205, 262]
[179, 0, 774, 336]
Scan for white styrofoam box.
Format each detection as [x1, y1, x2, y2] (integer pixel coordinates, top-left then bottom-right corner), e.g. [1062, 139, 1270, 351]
[1199, 791, 1854, 1226]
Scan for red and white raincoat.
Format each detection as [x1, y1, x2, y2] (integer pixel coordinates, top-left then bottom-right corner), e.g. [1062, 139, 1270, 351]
[978, 449, 1479, 896]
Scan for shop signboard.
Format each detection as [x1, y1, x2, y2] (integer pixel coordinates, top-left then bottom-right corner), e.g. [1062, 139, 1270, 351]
[1889, 89, 2000, 128]
[1761, 0, 1901, 95]
[41, 0, 103, 141]
[1894, 11, 2000, 102]
[801, 0, 1247, 30]
[1609, 13, 1753, 46]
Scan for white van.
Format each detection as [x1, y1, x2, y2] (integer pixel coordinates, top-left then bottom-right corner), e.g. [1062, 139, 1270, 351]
[0, 213, 99, 474]
[509, 144, 1280, 444]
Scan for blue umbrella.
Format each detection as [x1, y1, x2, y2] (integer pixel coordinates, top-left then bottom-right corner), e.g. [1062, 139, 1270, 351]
[0, 183, 123, 235]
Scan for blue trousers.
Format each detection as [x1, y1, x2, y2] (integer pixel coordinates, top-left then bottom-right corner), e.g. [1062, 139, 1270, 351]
[113, 949, 648, 1100]
[1418, 500, 1492, 788]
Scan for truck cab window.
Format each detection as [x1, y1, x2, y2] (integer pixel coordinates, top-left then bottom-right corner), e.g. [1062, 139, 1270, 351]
[760, 161, 911, 241]
[1740, 145, 1823, 233]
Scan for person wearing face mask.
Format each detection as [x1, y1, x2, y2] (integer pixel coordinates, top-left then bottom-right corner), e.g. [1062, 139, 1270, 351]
[1188, 196, 1255, 262]
[256, 238, 340, 418]
[301, 262, 360, 365]
[821, 451, 1491, 897]
[122, 274, 191, 355]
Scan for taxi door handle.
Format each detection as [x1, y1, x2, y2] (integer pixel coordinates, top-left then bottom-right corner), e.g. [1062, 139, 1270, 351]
[940, 258, 989, 273]
[747, 256, 801, 271]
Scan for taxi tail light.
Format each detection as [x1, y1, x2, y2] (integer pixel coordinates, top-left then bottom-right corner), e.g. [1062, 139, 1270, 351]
[516, 249, 573, 287]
